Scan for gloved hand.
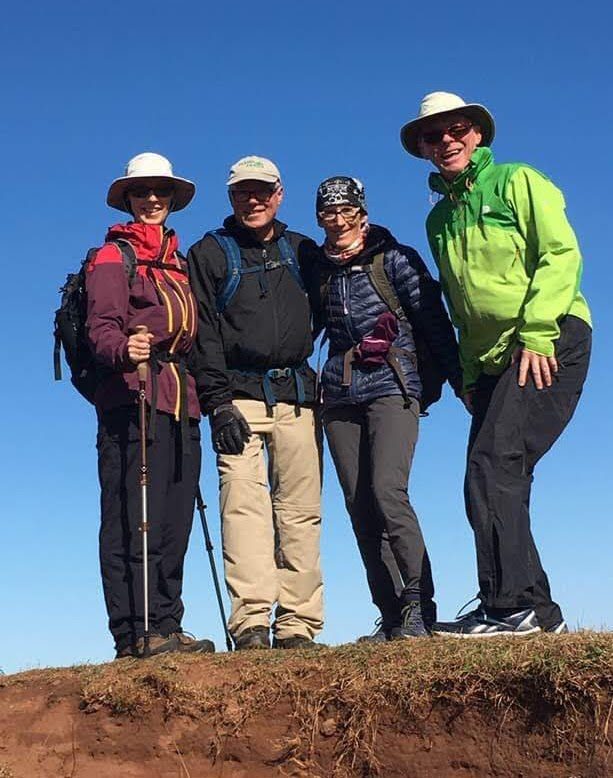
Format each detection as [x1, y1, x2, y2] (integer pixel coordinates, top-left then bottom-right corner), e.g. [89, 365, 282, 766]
[210, 404, 252, 455]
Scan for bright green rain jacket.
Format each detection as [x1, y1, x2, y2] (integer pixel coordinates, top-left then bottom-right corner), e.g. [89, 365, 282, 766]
[426, 147, 591, 391]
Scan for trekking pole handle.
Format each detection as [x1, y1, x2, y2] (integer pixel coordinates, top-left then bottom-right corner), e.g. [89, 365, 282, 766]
[135, 325, 149, 381]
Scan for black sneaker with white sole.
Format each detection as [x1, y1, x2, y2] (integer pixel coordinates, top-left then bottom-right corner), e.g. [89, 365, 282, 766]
[432, 606, 541, 638]
[544, 620, 569, 634]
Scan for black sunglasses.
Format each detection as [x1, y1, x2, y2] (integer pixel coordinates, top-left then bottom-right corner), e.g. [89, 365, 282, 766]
[421, 122, 473, 146]
[128, 185, 174, 199]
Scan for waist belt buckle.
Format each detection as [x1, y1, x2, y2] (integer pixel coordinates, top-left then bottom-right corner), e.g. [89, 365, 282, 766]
[268, 367, 292, 379]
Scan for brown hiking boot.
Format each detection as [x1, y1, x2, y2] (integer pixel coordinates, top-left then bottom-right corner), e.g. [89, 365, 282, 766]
[115, 633, 180, 659]
[234, 626, 270, 650]
[167, 631, 215, 653]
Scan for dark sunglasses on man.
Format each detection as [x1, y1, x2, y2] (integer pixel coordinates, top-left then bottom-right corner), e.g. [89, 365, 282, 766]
[421, 121, 474, 146]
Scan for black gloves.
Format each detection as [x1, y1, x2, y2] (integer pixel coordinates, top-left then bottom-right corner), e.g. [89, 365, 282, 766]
[210, 404, 252, 455]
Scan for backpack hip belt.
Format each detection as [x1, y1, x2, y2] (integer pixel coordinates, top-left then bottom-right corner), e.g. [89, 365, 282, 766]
[341, 344, 416, 407]
[236, 362, 307, 407]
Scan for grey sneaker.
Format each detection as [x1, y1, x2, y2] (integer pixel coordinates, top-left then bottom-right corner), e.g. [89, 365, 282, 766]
[167, 631, 215, 653]
[432, 606, 541, 638]
[356, 618, 395, 644]
[394, 601, 429, 638]
[234, 626, 270, 650]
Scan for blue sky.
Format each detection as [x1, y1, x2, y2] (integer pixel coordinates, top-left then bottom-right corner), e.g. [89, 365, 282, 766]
[1, 2, 611, 674]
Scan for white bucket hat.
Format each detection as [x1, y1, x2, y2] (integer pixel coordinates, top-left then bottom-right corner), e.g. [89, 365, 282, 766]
[400, 92, 495, 158]
[106, 152, 196, 213]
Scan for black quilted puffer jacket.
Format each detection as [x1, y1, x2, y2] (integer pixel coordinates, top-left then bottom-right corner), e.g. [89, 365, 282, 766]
[318, 225, 462, 408]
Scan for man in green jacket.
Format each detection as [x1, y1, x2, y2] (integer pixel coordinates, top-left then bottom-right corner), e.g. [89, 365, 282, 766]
[400, 91, 592, 637]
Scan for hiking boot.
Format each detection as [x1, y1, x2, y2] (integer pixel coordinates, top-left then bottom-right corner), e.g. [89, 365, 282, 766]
[273, 636, 325, 650]
[234, 626, 270, 651]
[167, 631, 215, 653]
[115, 632, 180, 659]
[432, 605, 541, 638]
[393, 601, 430, 638]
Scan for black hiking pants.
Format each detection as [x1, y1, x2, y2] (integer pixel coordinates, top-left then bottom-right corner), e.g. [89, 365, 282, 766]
[324, 396, 435, 628]
[96, 406, 201, 652]
[466, 316, 591, 628]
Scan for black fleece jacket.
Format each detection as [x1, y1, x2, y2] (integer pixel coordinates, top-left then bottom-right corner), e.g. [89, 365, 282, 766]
[186, 216, 320, 414]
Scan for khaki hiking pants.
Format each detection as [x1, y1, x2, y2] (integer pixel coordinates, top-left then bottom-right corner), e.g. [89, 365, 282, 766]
[217, 400, 323, 640]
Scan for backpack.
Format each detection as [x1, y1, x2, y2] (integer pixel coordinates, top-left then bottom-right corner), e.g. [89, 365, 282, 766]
[320, 252, 446, 413]
[53, 240, 137, 403]
[207, 229, 305, 312]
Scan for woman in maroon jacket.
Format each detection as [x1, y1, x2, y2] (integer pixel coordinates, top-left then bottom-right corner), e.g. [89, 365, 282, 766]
[86, 152, 213, 658]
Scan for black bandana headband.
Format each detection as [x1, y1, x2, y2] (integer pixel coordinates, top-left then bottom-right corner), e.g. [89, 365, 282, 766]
[316, 176, 367, 213]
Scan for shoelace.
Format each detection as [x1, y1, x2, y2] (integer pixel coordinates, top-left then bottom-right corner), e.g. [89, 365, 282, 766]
[454, 595, 482, 621]
[401, 601, 422, 628]
[171, 631, 198, 644]
[369, 617, 384, 636]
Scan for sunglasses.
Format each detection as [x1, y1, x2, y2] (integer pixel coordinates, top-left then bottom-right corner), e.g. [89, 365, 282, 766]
[230, 186, 279, 203]
[421, 122, 473, 146]
[128, 185, 175, 199]
[318, 206, 361, 224]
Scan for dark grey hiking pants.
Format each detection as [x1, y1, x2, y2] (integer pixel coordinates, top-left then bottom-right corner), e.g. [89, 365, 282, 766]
[324, 396, 435, 626]
[466, 315, 592, 628]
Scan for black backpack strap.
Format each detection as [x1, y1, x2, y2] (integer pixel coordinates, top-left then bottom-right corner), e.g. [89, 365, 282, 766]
[368, 252, 444, 414]
[368, 252, 407, 321]
[111, 239, 138, 285]
[386, 346, 416, 408]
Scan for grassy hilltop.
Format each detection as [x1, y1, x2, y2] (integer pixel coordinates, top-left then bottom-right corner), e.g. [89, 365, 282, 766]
[0, 633, 611, 777]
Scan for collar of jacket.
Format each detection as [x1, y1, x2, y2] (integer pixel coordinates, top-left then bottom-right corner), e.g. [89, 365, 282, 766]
[105, 222, 178, 259]
[428, 146, 493, 199]
[319, 225, 395, 271]
[222, 215, 288, 246]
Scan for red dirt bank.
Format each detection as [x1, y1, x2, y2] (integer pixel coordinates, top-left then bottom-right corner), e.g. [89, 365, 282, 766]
[0, 635, 611, 777]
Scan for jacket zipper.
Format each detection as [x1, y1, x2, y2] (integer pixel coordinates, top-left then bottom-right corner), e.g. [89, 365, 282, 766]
[263, 246, 280, 365]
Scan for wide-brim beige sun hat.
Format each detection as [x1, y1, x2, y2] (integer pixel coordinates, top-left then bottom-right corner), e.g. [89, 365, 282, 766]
[400, 92, 495, 158]
[107, 152, 196, 213]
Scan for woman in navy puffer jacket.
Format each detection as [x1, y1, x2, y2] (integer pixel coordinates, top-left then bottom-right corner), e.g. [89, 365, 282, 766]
[315, 176, 463, 640]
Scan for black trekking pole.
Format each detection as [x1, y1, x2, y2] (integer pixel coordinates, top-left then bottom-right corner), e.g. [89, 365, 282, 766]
[195, 486, 233, 651]
[136, 325, 151, 658]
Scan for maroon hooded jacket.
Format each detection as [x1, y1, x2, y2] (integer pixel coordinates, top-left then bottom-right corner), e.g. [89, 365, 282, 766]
[85, 222, 200, 420]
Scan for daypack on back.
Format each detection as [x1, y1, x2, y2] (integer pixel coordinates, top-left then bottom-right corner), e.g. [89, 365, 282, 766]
[367, 253, 446, 412]
[206, 229, 305, 312]
[53, 240, 137, 403]
[319, 252, 446, 413]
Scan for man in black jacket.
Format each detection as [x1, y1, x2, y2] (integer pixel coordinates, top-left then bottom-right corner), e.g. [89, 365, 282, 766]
[187, 156, 323, 650]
